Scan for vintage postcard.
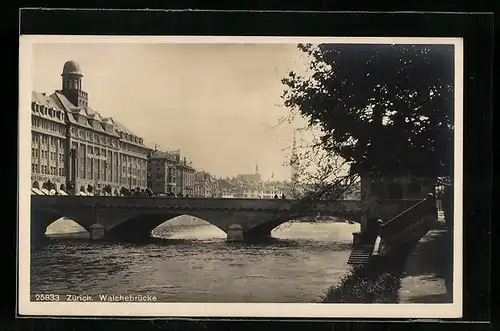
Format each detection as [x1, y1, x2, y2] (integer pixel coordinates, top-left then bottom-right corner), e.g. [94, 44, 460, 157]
[18, 35, 463, 318]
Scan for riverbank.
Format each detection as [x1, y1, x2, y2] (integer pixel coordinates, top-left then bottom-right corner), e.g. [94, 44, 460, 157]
[321, 224, 452, 304]
[399, 226, 452, 303]
[321, 254, 406, 303]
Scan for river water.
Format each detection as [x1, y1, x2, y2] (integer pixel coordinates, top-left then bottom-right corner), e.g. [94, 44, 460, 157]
[31, 218, 359, 303]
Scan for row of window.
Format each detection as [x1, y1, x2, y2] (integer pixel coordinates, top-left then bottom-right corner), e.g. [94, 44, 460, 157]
[32, 133, 66, 149]
[32, 116, 66, 134]
[71, 127, 120, 148]
[117, 132, 144, 145]
[121, 156, 147, 170]
[32, 164, 65, 176]
[31, 148, 65, 161]
[32, 104, 66, 122]
[63, 78, 81, 91]
[74, 158, 147, 183]
[75, 144, 146, 169]
[42, 151, 63, 162]
[120, 143, 147, 156]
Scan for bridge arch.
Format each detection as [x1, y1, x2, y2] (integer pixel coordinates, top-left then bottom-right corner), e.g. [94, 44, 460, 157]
[244, 211, 362, 241]
[106, 212, 227, 241]
[30, 208, 94, 245]
[46, 217, 88, 237]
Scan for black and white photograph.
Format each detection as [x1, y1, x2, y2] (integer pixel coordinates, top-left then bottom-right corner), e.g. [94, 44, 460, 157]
[18, 35, 463, 318]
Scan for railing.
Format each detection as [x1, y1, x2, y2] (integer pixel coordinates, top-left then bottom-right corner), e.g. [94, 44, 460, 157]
[367, 194, 437, 258]
[379, 193, 436, 238]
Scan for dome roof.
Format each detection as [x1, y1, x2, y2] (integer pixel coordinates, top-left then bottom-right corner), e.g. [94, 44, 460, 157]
[62, 60, 83, 76]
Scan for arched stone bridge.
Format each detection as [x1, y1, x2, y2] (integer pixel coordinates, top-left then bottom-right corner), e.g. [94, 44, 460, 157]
[30, 195, 420, 243]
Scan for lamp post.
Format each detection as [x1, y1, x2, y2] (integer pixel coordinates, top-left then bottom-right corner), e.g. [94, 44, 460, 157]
[70, 147, 77, 196]
[104, 160, 108, 196]
[129, 164, 132, 192]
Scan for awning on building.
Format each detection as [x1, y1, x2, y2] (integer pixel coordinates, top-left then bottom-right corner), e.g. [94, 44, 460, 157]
[58, 190, 68, 196]
[49, 189, 57, 195]
[77, 191, 87, 196]
[32, 188, 45, 195]
[41, 188, 50, 195]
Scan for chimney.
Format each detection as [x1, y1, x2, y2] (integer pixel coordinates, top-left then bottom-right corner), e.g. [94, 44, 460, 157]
[184, 157, 187, 165]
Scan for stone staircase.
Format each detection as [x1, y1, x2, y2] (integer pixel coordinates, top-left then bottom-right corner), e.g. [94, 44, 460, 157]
[347, 244, 375, 265]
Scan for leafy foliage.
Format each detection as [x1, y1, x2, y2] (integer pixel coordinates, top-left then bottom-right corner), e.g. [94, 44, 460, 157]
[282, 43, 454, 179]
[322, 265, 401, 303]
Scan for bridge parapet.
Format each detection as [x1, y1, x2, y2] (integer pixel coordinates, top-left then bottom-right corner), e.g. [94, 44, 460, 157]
[31, 195, 363, 213]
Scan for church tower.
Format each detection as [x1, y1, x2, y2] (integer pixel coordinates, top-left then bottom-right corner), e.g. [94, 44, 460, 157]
[61, 60, 88, 108]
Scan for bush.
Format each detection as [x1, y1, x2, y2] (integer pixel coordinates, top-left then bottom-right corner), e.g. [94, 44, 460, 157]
[322, 263, 403, 303]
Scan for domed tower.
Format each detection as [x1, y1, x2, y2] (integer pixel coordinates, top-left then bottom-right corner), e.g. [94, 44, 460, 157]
[61, 60, 88, 107]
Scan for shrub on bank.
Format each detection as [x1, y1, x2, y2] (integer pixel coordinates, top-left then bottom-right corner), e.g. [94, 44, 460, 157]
[322, 264, 402, 303]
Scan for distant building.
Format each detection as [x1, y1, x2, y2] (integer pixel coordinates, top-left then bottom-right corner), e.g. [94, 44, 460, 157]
[235, 162, 262, 184]
[194, 171, 216, 198]
[215, 178, 237, 198]
[176, 156, 196, 197]
[148, 150, 178, 195]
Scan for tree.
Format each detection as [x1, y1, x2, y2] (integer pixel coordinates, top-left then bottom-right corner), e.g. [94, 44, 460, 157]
[282, 44, 454, 183]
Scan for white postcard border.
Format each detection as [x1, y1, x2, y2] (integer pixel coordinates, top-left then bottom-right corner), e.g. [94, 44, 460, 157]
[18, 35, 463, 318]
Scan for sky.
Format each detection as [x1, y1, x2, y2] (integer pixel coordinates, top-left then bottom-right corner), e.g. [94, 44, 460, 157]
[31, 42, 313, 181]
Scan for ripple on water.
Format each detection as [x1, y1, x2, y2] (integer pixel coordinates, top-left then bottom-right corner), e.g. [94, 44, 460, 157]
[31, 222, 357, 303]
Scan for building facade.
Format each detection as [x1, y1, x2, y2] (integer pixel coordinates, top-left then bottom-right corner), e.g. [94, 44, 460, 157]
[148, 150, 179, 195]
[31, 92, 68, 193]
[31, 60, 149, 195]
[176, 156, 196, 197]
[194, 171, 217, 198]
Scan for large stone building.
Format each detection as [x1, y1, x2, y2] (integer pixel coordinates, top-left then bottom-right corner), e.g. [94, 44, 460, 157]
[31, 60, 149, 195]
[31, 92, 68, 193]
